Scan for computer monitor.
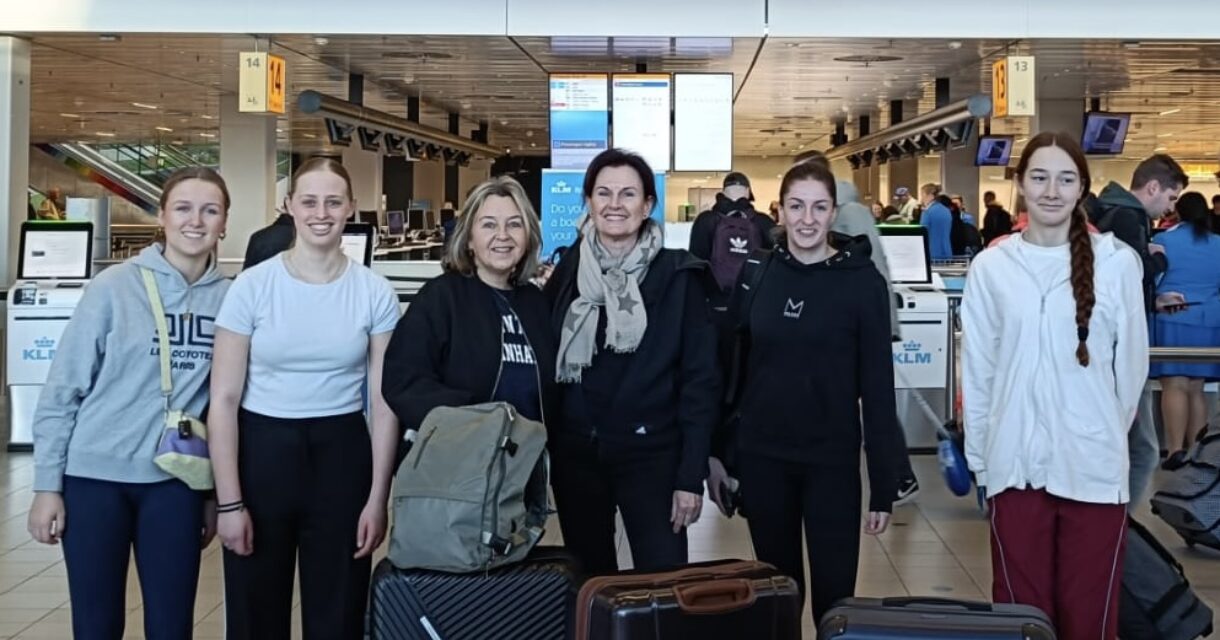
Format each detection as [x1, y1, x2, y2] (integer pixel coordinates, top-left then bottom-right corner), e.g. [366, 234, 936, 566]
[425, 210, 438, 229]
[341, 223, 374, 267]
[877, 225, 931, 285]
[1082, 112, 1131, 155]
[407, 209, 426, 231]
[975, 135, 1014, 167]
[357, 210, 379, 227]
[18, 221, 94, 280]
[386, 210, 406, 237]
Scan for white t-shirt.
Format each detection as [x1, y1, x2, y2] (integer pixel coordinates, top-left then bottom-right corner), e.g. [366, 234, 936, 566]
[216, 254, 400, 419]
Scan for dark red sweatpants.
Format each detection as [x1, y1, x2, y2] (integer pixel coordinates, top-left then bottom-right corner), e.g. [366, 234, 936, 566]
[989, 488, 1127, 640]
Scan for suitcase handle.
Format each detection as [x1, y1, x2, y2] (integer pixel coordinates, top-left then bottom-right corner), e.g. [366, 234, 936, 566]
[880, 597, 993, 612]
[674, 579, 757, 615]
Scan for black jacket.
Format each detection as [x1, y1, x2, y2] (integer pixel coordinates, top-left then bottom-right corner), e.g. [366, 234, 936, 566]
[981, 204, 1013, 247]
[243, 214, 295, 270]
[544, 245, 721, 494]
[728, 234, 902, 513]
[690, 195, 777, 267]
[382, 271, 559, 432]
[1092, 182, 1167, 311]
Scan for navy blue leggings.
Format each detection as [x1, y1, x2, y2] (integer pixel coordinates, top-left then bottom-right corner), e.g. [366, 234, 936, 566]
[61, 475, 203, 640]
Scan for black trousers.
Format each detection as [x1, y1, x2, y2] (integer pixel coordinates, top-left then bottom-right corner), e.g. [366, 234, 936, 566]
[738, 452, 862, 626]
[550, 438, 688, 575]
[223, 409, 373, 640]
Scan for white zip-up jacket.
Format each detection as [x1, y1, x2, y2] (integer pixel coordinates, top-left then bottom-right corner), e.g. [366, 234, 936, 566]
[962, 232, 1148, 504]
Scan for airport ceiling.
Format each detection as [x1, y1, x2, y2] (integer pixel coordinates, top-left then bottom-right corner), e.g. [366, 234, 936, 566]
[21, 33, 1220, 162]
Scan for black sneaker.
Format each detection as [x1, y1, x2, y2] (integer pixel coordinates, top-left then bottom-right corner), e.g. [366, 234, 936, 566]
[895, 477, 920, 506]
[1162, 450, 1188, 471]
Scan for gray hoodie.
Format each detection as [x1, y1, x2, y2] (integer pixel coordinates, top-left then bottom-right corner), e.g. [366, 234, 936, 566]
[33, 246, 231, 492]
[833, 180, 901, 338]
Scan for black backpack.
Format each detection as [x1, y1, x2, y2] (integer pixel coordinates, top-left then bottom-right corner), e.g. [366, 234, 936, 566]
[951, 217, 984, 256]
[709, 213, 763, 293]
[1120, 517, 1214, 640]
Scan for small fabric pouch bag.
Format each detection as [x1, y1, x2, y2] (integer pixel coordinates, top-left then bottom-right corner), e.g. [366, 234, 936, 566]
[141, 268, 213, 491]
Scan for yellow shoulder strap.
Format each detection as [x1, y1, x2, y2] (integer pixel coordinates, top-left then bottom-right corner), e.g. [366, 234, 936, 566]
[140, 268, 173, 400]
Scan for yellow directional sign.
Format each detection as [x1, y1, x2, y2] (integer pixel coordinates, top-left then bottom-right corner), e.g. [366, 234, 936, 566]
[239, 52, 287, 114]
[992, 56, 1035, 119]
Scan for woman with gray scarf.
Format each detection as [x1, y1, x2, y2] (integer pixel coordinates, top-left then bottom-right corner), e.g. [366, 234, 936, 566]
[545, 149, 720, 574]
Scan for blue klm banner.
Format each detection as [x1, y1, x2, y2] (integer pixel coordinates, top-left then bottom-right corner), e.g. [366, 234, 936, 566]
[540, 170, 666, 259]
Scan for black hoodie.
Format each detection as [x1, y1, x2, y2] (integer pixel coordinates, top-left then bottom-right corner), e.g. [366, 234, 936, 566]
[730, 233, 901, 513]
[382, 271, 559, 432]
[545, 245, 721, 494]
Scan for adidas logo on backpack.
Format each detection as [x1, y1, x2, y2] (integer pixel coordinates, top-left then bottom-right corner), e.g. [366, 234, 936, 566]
[729, 237, 749, 255]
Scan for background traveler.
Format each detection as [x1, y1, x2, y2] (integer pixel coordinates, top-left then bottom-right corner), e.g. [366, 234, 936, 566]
[716, 159, 902, 627]
[544, 148, 719, 574]
[209, 158, 401, 640]
[1149, 192, 1220, 468]
[894, 187, 917, 221]
[28, 167, 231, 640]
[962, 132, 1147, 640]
[981, 190, 1013, 247]
[1091, 153, 1188, 508]
[919, 184, 953, 260]
[242, 205, 294, 270]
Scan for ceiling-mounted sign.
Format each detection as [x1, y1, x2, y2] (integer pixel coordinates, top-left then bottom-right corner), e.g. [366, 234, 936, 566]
[992, 55, 1035, 119]
[239, 52, 287, 114]
[612, 74, 672, 172]
[549, 74, 610, 170]
[674, 73, 733, 172]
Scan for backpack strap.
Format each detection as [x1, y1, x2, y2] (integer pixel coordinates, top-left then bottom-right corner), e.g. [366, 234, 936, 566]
[723, 249, 772, 406]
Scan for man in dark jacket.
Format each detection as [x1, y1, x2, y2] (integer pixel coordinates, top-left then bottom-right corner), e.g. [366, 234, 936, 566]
[689, 172, 776, 307]
[980, 191, 1012, 247]
[1090, 153, 1187, 311]
[242, 212, 295, 270]
[1090, 153, 1187, 513]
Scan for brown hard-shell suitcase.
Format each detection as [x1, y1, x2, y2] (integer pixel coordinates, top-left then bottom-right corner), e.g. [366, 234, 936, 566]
[574, 559, 802, 640]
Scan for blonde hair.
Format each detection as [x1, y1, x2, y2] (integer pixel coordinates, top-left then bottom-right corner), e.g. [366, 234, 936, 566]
[442, 176, 542, 285]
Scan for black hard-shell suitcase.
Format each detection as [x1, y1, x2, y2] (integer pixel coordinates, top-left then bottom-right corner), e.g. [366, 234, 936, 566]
[574, 559, 801, 640]
[367, 546, 579, 640]
[819, 597, 1055, 639]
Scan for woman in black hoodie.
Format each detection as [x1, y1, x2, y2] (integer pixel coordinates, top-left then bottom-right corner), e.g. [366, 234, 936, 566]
[545, 149, 720, 574]
[719, 160, 902, 626]
[383, 176, 557, 448]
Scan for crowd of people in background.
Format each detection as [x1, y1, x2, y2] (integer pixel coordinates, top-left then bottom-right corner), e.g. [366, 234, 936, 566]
[21, 133, 1220, 640]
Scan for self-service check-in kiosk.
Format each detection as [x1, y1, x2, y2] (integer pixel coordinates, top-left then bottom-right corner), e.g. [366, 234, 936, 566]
[879, 225, 951, 449]
[7, 222, 93, 451]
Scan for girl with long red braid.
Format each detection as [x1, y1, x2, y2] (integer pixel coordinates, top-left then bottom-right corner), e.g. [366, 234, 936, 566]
[962, 132, 1148, 639]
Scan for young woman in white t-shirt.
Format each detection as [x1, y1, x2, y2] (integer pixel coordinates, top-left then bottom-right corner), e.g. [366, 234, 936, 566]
[209, 158, 400, 640]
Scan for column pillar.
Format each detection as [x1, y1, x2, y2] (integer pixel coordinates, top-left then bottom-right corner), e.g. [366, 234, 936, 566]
[444, 113, 460, 206]
[219, 97, 277, 261]
[341, 73, 383, 216]
[0, 37, 30, 282]
[940, 76, 981, 219]
[1034, 98, 1085, 142]
[888, 99, 918, 207]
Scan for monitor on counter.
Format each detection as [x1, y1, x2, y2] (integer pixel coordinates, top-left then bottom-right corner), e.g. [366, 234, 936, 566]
[407, 208, 427, 231]
[18, 221, 93, 280]
[386, 210, 406, 237]
[975, 135, 1014, 167]
[341, 223, 374, 267]
[357, 210, 379, 227]
[1082, 112, 1130, 155]
[877, 225, 931, 285]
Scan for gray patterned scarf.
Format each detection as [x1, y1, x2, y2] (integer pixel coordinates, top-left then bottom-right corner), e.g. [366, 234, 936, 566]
[556, 218, 664, 383]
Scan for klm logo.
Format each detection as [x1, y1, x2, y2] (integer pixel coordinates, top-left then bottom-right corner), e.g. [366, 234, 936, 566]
[23, 336, 56, 362]
[729, 237, 749, 255]
[551, 180, 573, 195]
[894, 340, 932, 365]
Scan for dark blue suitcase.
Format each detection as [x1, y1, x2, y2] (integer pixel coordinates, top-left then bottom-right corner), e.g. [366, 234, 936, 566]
[819, 597, 1055, 639]
[368, 546, 579, 640]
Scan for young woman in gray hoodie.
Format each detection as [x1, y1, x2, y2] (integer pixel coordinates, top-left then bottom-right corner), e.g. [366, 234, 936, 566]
[27, 167, 232, 640]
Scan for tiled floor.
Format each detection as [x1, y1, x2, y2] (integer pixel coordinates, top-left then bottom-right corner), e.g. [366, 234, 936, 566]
[1, 449, 1218, 639]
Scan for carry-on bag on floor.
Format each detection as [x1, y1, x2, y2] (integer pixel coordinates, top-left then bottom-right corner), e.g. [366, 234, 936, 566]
[1151, 427, 1220, 550]
[574, 559, 801, 640]
[368, 546, 579, 640]
[818, 597, 1055, 639]
[1120, 517, 1214, 640]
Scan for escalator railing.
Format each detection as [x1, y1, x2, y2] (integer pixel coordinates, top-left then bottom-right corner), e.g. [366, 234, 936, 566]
[34, 143, 160, 213]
